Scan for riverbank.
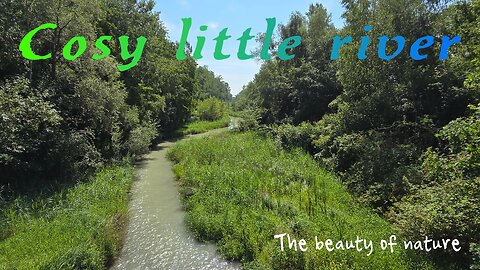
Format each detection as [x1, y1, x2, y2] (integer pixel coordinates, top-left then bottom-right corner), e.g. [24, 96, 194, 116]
[167, 131, 437, 269]
[0, 165, 134, 269]
[182, 116, 231, 135]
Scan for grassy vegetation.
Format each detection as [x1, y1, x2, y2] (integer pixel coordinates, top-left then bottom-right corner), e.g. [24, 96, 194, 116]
[182, 116, 230, 135]
[0, 165, 134, 269]
[168, 131, 437, 269]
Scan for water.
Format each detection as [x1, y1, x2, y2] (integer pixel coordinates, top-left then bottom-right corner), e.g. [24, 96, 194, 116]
[113, 135, 240, 270]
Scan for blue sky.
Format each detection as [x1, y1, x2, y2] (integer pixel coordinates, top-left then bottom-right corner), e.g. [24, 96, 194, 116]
[155, 1, 345, 95]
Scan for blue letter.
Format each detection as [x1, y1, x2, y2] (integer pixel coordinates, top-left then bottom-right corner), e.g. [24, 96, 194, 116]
[378, 36, 405, 60]
[439, 36, 461, 60]
[331, 36, 352, 60]
[410, 36, 434, 60]
[358, 25, 372, 60]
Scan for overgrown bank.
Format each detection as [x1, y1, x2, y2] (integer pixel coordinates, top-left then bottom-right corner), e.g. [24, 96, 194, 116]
[0, 165, 133, 269]
[234, 1, 480, 267]
[168, 131, 441, 269]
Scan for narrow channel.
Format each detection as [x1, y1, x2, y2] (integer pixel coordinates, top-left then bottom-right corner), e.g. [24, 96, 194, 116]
[113, 131, 239, 269]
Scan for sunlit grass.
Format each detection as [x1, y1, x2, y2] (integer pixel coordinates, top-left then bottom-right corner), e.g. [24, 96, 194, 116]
[0, 165, 134, 269]
[182, 116, 230, 135]
[168, 131, 436, 269]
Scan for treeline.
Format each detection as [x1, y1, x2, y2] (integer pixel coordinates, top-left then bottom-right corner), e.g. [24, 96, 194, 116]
[0, 0, 229, 187]
[235, 0, 479, 268]
[196, 66, 232, 102]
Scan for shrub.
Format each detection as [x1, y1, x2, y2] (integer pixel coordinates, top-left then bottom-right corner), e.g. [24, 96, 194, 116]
[392, 104, 480, 268]
[123, 123, 157, 156]
[472, 243, 480, 270]
[312, 113, 428, 210]
[268, 122, 321, 153]
[234, 107, 261, 132]
[0, 78, 62, 183]
[195, 97, 226, 121]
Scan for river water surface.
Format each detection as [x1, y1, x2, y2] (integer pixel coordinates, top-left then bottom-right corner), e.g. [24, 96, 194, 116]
[113, 132, 239, 270]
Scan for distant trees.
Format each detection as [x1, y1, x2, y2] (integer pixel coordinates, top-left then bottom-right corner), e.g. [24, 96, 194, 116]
[195, 66, 232, 102]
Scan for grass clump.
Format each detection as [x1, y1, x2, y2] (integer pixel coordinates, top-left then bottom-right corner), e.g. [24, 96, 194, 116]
[168, 131, 436, 269]
[0, 165, 134, 269]
[182, 116, 230, 135]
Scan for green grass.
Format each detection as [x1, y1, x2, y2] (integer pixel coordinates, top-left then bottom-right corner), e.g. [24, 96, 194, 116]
[0, 165, 134, 269]
[168, 131, 436, 269]
[182, 116, 230, 135]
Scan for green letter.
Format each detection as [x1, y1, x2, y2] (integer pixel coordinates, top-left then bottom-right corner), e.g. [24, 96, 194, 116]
[237, 28, 255, 60]
[214, 28, 231, 60]
[63, 36, 87, 61]
[93, 36, 112, 60]
[193, 25, 208, 60]
[118, 36, 147, 72]
[278, 36, 302, 60]
[19, 23, 57, 60]
[261, 18, 276, 60]
[177, 18, 192, 60]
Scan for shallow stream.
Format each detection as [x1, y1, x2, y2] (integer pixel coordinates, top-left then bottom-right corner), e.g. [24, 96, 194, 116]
[113, 132, 239, 269]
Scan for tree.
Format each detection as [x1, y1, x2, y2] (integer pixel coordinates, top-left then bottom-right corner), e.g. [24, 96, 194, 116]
[195, 66, 232, 102]
[237, 6, 340, 124]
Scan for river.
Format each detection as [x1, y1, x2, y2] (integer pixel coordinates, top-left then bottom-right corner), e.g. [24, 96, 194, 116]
[112, 130, 239, 269]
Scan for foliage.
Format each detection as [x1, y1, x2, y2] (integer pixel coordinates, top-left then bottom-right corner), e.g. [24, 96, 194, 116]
[234, 108, 262, 132]
[194, 97, 227, 121]
[267, 122, 321, 154]
[391, 104, 480, 268]
[168, 131, 438, 269]
[0, 165, 134, 269]
[182, 116, 230, 135]
[472, 243, 480, 270]
[237, 1, 480, 267]
[0, 78, 61, 181]
[235, 4, 340, 124]
[0, 0, 212, 183]
[195, 66, 232, 102]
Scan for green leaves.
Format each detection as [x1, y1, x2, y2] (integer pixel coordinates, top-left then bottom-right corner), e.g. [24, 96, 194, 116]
[0, 78, 61, 168]
[194, 97, 227, 122]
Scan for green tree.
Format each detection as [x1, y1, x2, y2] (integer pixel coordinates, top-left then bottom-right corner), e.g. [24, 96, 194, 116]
[195, 66, 232, 102]
[194, 97, 226, 121]
[236, 5, 340, 124]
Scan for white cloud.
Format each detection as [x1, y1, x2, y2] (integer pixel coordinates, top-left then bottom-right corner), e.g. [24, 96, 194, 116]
[177, 0, 190, 8]
[207, 22, 219, 29]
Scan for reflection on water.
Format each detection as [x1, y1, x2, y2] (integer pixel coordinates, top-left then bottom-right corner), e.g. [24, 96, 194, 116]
[113, 140, 239, 270]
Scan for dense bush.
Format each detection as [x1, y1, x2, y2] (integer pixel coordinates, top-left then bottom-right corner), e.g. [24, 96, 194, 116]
[234, 107, 261, 132]
[194, 97, 227, 121]
[0, 78, 61, 182]
[268, 122, 321, 153]
[391, 104, 480, 268]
